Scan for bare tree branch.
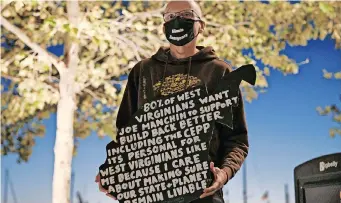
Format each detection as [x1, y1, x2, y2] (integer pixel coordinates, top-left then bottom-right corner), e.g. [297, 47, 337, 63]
[297, 58, 310, 66]
[110, 80, 124, 85]
[1, 73, 60, 89]
[115, 7, 164, 23]
[0, 15, 66, 73]
[0, 0, 13, 12]
[115, 35, 142, 61]
[64, 1, 80, 70]
[83, 88, 101, 101]
[1, 73, 21, 82]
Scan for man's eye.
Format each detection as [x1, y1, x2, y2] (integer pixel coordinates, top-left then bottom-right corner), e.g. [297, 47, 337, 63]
[164, 13, 174, 21]
[182, 12, 193, 17]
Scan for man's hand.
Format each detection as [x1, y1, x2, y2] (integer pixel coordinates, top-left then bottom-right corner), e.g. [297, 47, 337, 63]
[95, 173, 117, 200]
[199, 162, 228, 199]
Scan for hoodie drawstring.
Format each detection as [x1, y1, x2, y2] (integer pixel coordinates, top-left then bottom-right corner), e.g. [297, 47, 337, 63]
[158, 51, 193, 97]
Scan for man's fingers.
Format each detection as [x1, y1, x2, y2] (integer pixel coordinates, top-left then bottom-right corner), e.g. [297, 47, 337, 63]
[200, 180, 222, 199]
[201, 164, 226, 199]
[95, 173, 100, 182]
[203, 181, 220, 193]
[217, 170, 227, 181]
[99, 182, 117, 200]
[210, 162, 219, 180]
[200, 182, 220, 199]
[200, 169, 228, 199]
[96, 172, 117, 200]
[210, 162, 215, 173]
[200, 190, 217, 199]
[98, 177, 107, 193]
[99, 184, 107, 193]
[106, 193, 117, 200]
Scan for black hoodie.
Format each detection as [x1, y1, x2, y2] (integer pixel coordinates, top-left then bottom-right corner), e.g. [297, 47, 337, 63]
[116, 46, 248, 203]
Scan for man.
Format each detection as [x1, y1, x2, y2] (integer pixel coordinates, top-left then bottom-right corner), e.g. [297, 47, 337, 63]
[96, 1, 249, 202]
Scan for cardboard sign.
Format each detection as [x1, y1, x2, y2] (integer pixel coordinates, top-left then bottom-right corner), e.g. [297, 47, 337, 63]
[99, 64, 256, 203]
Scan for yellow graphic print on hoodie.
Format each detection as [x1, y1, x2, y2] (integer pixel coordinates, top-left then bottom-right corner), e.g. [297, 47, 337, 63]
[153, 73, 201, 96]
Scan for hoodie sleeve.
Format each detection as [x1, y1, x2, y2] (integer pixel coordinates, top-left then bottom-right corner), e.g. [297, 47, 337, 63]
[216, 65, 249, 185]
[115, 62, 141, 130]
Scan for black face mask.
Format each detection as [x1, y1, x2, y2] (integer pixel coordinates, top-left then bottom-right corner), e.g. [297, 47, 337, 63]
[164, 16, 200, 46]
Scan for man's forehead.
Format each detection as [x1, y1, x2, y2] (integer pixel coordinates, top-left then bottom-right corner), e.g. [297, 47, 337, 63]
[164, 0, 202, 17]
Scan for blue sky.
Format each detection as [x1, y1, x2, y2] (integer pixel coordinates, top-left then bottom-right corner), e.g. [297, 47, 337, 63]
[1, 36, 341, 203]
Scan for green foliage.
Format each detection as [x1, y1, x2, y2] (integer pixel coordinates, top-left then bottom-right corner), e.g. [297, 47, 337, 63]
[316, 69, 341, 138]
[1, 1, 340, 162]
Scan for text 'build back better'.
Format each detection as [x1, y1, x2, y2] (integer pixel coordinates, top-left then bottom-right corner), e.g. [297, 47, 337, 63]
[99, 86, 239, 203]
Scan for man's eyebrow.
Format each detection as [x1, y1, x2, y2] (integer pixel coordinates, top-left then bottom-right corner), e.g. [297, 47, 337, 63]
[162, 9, 194, 14]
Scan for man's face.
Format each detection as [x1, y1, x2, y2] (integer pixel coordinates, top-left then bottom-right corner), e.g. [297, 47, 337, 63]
[163, 1, 204, 45]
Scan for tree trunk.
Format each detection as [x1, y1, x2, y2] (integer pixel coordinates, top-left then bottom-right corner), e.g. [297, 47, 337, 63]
[1, 1, 79, 202]
[53, 74, 76, 203]
[52, 1, 79, 203]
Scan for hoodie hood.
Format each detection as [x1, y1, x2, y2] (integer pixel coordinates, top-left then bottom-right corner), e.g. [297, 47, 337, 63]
[151, 46, 218, 64]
